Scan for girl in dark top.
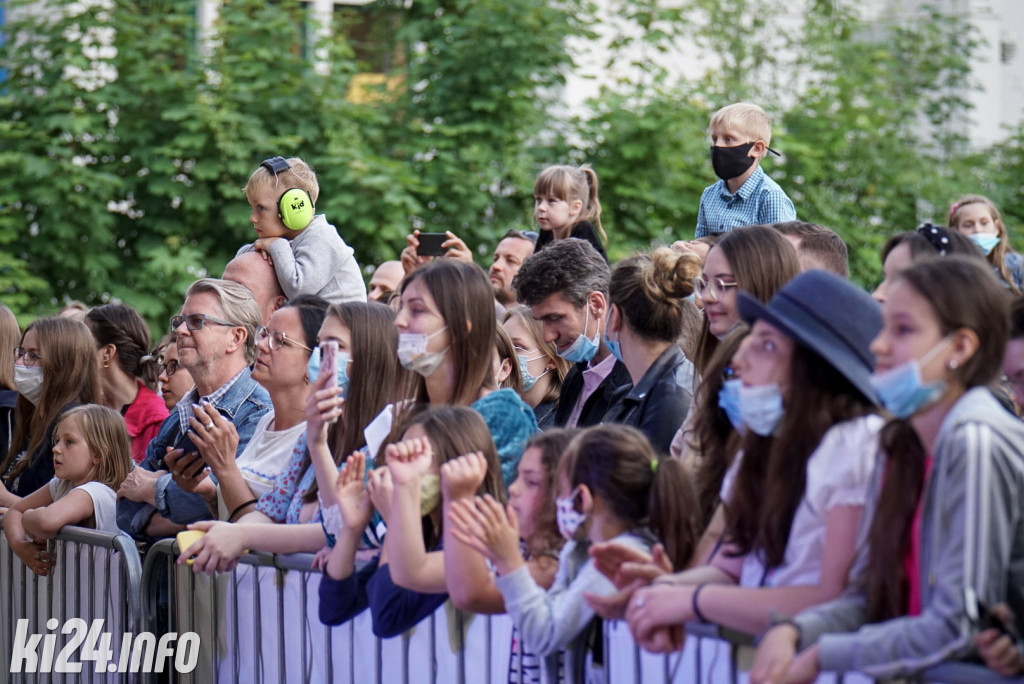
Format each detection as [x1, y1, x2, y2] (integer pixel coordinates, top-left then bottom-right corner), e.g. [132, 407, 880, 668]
[532, 164, 608, 261]
[318, 405, 505, 638]
[0, 317, 100, 506]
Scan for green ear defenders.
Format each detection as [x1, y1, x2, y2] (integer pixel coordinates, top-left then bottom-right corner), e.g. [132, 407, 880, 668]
[260, 156, 314, 231]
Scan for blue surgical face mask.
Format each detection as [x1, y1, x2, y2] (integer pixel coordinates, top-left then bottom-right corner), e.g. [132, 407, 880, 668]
[738, 383, 785, 437]
[969, 233, 1000, 256]
[558, 307, 599, 364]
[307, 347, 352, 398]
[603, 333, 623, 364]
[869, 337, 952, 419]
[718, 378, 744, 430]
[518, 353, 549, 392]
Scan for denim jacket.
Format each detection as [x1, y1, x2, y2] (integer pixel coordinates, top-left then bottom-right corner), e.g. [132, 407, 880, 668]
[116, 368, 271, 540]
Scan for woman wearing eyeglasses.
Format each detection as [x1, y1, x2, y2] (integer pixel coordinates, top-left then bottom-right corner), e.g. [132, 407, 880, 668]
[154, 334, 195, 412]
[85, 304, 169, 465]
[171, 295, 329, 523]
[692, 226, 801, 374]
[0, 317, 101, 508]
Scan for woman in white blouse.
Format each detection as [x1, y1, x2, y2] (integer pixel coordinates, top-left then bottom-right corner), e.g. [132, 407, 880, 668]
[621, 270, 885, 655]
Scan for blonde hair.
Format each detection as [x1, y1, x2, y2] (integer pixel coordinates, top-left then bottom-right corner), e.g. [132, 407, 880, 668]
[244, 157, 320, 206]
[533, 164, 606, 243]
[0, 305, 19, 390]
[502, 305, 570, 406]
[948, 194, 1019, 294]
[709, 103, 772, 147]
[56, 405, 132, 491]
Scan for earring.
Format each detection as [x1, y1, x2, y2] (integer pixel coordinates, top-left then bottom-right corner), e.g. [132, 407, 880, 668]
[948, 359, 959, 370]
[102, 361, 110, 369]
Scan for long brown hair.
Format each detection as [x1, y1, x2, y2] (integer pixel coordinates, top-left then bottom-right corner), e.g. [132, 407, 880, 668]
[724, 344, 875, 569]
[562, 424, 699, 570]
[864, 257, 1011, 621]
[304, 301, 400, 502]
[693, 226, 800, 373]
[401, 260, 496, 407]
[57, 404, 132, 491]
[689, 325, 748, 529]
[2, 318, 101, 481]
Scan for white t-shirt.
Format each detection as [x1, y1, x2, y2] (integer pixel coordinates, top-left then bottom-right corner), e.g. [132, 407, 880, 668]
[720, 414, 884, 588]
[217, 412, 306, 519]
[48, 478, 119, 534]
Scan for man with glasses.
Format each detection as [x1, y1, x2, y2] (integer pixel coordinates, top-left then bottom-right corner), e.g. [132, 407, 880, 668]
[117, 279, 271, 541]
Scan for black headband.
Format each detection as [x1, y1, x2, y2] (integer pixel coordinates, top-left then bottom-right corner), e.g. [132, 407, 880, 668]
[261, 156, 290, 175]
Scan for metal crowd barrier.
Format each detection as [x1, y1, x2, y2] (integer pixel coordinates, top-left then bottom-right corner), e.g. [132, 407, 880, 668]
[0, 524, 144, 683]
[140, 539, 526, 684]
[1, 526, 1016, 684]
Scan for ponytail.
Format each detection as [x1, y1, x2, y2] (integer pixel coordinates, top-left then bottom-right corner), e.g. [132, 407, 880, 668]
[565, 425, 699, 570]
[649, 458, 700, 570]
[579, 166, 607, 244]
[864, 419, 927, 622]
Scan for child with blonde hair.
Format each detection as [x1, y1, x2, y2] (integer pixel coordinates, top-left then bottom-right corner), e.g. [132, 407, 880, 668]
[533, 164, 608, 260]
[948, 193, 1022, 293]
[696, 102, 796, 237]
[238, 156, 366, 304]
[2, 405, 132, 575]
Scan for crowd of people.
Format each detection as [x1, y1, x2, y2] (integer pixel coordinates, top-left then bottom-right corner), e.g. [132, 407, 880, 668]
[2, 102, 1024, 682]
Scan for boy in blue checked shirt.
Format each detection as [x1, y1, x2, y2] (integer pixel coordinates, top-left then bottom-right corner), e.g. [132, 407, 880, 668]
[695, 103, 796, 237]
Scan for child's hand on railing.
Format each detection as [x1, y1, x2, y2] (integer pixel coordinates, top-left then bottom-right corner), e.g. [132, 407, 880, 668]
[589, 541, 672, 590]
[440, 451, 488, 502]
[12, 537, 53, 576]
[447, 494, 524, 577]
[750, 622, 801, 684]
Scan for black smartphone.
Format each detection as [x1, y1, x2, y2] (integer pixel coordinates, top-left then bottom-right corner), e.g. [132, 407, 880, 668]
[966, 588, 1023, 640]
[416, 233, 448, 257]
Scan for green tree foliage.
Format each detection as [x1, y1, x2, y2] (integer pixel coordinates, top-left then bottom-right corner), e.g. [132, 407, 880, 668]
[0, 0, 1017, 330]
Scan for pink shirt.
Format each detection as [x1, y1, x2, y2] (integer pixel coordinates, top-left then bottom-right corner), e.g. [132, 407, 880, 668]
[124, 381, 169, 465]
[565, 353, 618, 428]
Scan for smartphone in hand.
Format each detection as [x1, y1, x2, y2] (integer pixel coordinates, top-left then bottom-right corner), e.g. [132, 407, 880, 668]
[416, 233, 447, 257]
[319, 340, 340, 424]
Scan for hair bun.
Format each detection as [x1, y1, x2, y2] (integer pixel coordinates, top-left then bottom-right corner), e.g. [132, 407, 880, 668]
[649, 247, 701, 301]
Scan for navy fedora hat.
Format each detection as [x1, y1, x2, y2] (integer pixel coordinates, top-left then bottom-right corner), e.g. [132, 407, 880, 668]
[737, 270, 882, 404]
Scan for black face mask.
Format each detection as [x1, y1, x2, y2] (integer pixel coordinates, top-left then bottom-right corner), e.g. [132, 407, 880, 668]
[711, 142, 756, 181]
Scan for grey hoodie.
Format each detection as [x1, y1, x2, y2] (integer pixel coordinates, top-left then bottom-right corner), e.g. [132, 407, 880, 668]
[793, 387, 1024, 679]
[237, 214, 367, 304]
